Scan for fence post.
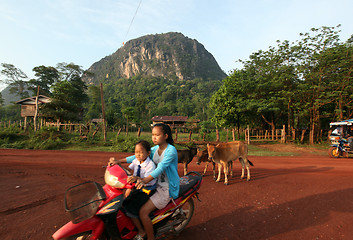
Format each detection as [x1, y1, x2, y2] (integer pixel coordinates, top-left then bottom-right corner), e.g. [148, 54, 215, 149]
[300, 129, 306, 143]
[100, 83, 107, 142]
[281, 125, 286, 143]
[137, 127, 141, 137]
[247, 125, 250, 144]
[117, 128, 122, 137]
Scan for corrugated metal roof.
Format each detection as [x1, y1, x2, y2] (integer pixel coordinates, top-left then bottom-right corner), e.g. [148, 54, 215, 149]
[16, 95, 51, 105]
[330, 119, 353, 126]
[151, 116, 189, 121]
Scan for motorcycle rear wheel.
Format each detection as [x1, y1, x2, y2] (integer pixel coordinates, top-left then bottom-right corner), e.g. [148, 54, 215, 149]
[65, 231, 107, 240]
[171, 198, 194, 234]
[328, 147, 342, 158]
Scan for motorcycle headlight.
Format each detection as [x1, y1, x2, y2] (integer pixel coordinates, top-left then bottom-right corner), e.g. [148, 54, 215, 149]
[104, 170, 125, 189]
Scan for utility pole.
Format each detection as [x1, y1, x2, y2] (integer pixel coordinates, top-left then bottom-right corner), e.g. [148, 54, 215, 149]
[34, 86, 40, 131]
[100, 83, 106, 141]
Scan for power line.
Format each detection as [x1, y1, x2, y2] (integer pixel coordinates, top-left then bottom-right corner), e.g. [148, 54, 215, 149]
[123, 0, 142, 45]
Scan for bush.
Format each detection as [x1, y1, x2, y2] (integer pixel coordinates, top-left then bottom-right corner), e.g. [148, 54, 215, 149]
[0, 127, 28, 148]
[25, 127, 68, 149]
[0, 126, 69, 150]
[111, 135, 152, 152]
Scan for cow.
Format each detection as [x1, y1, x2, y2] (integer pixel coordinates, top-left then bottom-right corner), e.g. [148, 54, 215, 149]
[193, 148, 216, 177]
[177, 147, 197, 175]
[207, 141, 253, 185]
[194, 147, 233, 179]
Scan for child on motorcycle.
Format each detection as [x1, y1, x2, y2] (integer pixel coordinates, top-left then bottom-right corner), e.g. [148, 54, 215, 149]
[109, 123, 180, 240]
[125, 140, 157, 196]
[122, 140, 157, 239]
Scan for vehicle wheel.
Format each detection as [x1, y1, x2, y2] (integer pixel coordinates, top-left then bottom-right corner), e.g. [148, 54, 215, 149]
[66, 231, 107, 240]
[171, 198, 194, 234]
[328, 147, 342, 158]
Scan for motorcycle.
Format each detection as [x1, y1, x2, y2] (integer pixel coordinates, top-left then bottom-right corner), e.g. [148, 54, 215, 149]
[52, 163, 202, 240]
[328, 119, 353, 158]
[328, 135, 352, 158]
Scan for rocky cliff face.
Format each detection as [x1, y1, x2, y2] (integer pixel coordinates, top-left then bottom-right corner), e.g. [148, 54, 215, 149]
[86, 32, 227, 84]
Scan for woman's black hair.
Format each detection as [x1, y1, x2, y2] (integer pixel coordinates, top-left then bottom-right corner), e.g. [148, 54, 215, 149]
[152, 123, 174, 146]
[136, 140, 151, 152]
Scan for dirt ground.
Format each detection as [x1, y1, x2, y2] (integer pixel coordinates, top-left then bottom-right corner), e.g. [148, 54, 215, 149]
[1, 145, 353, 240]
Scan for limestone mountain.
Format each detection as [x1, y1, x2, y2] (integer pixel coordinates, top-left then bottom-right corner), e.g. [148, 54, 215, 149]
[85, 32, 227, 84]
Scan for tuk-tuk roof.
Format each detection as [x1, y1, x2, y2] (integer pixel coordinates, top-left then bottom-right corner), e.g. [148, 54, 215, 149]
[330, 119, 353, 127]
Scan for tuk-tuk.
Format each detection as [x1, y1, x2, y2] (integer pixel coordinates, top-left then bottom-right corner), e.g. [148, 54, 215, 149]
[328, 119, 353, 158]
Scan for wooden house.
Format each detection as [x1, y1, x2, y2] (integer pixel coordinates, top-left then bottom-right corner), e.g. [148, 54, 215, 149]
[16, 95, 51, 117]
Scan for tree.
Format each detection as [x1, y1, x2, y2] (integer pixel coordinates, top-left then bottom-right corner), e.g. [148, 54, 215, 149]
[84, 85, 102, 120]
[122, 106, 135, 135]
[0, 92, 3, 106]
[293, 25, 342, 143]
[28, 66, 59, 96]
[318, 42, 353, 120]
[135, 96, 149, 124]
[42, 63, 88, 122]
[211, 41, 297, 138]
[210, 25, 351, 144]
[0, 63, 29, 98]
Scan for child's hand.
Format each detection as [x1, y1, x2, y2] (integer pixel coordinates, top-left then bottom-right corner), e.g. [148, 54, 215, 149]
[127, 176, 137, 183]
[135, 178, 146, 189]
[108, 157, 119, 166]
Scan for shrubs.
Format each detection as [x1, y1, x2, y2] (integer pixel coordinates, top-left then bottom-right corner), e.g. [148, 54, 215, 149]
[0, 126, 68, 150]
[0, 127, 199, 152]
[28, 128, 67, 149]
[0, 127, 151, 152]
[0, 127, 29, 148]
[111, 135, 152, 152]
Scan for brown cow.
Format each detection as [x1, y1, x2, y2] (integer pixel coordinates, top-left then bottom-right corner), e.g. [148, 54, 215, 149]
[207, 141, 253, 185]
[193, 147, 233, 179]
[177, 147, 197, 175]
[193, 148, 216, 177]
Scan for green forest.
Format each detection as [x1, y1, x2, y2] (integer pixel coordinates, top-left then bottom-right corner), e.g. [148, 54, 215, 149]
[211, 25, 352, 144]
[1, 25, 352, 145]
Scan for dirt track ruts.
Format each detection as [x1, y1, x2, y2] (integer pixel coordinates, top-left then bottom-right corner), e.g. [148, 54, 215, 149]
[0, 148, 353, 240]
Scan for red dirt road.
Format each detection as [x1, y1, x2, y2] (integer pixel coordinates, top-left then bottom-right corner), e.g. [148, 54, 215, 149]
[1, 148, 353, 240]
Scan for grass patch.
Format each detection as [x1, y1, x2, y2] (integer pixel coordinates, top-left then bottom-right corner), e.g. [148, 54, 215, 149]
[0, 127, 329, 156]
[64, 144, 116, 152]
[247, 144, 300, 157]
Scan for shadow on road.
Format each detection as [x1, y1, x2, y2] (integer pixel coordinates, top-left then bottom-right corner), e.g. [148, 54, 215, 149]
[176, 188, 353, 240]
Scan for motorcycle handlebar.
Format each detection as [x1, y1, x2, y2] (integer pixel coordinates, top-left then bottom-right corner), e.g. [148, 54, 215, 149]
[126, 182, 152, 195]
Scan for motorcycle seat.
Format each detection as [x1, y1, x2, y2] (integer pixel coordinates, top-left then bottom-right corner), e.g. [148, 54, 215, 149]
[178, 173, 202, 197]
[149, 172, 202, 219]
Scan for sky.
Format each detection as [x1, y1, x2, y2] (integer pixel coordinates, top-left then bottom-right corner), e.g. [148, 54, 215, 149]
[1, 0, 352, 91]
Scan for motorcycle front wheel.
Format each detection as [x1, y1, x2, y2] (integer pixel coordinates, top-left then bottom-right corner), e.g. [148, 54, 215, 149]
[328, 147, 342, 158]
[171, 198, 195, 234]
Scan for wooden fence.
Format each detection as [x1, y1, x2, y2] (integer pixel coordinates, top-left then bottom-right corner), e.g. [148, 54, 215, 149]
[1, 120, 310, 144]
